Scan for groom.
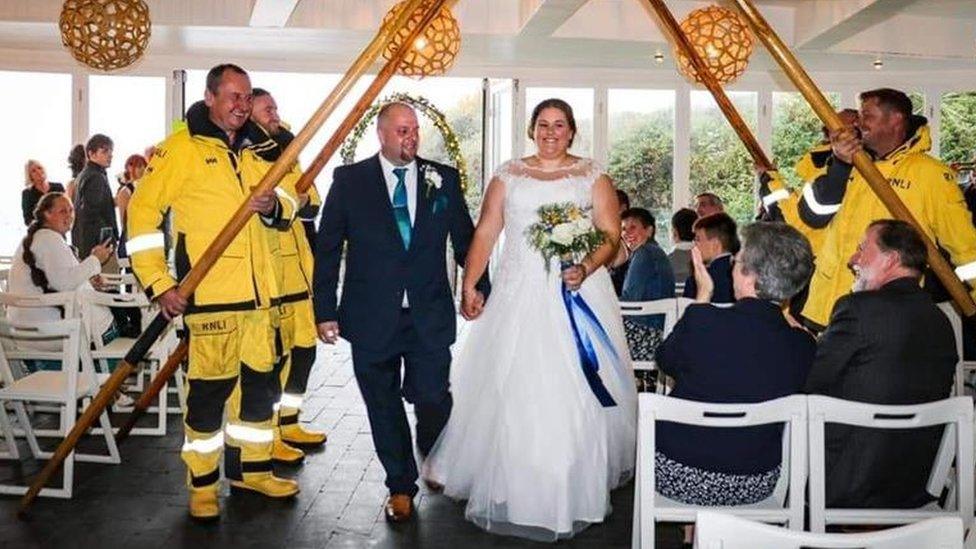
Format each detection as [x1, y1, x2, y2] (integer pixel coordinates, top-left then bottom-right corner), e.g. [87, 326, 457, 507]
[314, 102, 488, 522]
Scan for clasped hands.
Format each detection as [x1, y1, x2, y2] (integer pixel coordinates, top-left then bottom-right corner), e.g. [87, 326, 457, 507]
[461, 287, 486, 320]
[691, 247, 715, 304]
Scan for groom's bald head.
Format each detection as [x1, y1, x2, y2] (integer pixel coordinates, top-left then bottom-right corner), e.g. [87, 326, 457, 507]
[377, 102, 419, 166]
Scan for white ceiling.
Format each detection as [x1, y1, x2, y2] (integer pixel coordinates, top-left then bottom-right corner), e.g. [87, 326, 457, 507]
[1, 0, 975, 76]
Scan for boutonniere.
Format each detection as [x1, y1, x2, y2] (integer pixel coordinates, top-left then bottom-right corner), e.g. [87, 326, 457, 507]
[423, 164, 443, 198]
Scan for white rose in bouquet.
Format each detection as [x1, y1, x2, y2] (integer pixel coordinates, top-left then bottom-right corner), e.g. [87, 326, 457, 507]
[550, 222, 577, 246]
[573, 217, 593, 234]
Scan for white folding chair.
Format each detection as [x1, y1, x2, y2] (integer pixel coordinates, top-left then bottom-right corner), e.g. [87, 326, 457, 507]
[620, 298, 678, 394]
[633, 393, 807, 549]
[694, 511, 963, 549]
[0, 291, 80, 436]
[77, 289, 176, 436]
[807, 395, 974, 533]
[937, 302, 967, 397]
[0, 318, 120, 499]
[97, 272, 140, 291]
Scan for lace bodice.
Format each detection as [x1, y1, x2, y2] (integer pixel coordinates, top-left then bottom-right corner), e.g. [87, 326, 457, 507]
[491, 157, 605, 280]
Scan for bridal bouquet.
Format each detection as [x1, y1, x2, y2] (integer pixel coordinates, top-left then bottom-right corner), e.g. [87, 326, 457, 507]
[526, 202, 605, 272]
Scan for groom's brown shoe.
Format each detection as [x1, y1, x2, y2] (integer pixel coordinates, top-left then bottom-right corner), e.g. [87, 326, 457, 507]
[384, 494, 414, 523]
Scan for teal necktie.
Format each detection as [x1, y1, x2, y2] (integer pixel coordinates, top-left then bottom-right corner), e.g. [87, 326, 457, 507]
[392, 167, 411, 250]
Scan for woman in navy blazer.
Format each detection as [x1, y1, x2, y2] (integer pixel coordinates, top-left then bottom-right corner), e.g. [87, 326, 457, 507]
[655, 222, 815, 546]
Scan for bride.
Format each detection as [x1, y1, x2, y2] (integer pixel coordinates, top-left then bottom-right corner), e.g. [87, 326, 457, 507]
[424, 98, 637, 541]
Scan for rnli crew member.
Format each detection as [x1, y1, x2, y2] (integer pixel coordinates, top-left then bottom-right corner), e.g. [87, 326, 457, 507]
[127, 64, 300, 520]
[759, 108, 859, 256]
[250, 88, 327, 466]
[792, 88, 976, 328]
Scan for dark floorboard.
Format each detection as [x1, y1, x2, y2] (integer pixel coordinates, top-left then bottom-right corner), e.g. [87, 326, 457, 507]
[0, 341, 684, 548]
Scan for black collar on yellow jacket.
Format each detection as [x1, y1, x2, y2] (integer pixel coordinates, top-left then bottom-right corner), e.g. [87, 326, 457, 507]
[185, 100, 278, 160]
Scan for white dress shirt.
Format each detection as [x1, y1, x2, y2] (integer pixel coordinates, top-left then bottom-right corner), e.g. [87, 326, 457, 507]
[378, 154, 418, 307]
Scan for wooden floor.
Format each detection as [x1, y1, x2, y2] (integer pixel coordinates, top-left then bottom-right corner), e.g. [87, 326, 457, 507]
[0, 340, 684, 548]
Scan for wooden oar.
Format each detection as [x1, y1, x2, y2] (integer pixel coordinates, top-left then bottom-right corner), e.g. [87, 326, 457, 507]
[16, 0, 433, 518]
[729, 0, 976, 318]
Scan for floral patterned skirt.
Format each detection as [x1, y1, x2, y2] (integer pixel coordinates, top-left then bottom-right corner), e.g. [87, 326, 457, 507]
[655, 451, 781, 506]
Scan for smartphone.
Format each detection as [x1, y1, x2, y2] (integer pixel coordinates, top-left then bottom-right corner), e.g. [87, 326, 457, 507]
[99, 227, 114, 245]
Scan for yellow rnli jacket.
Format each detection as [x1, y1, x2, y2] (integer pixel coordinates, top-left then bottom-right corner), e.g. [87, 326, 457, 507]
[760, 142, 833, 255]
[800, 124, 976, 326]
[126, 101, 297, 313]
[257, 126, 319, 302]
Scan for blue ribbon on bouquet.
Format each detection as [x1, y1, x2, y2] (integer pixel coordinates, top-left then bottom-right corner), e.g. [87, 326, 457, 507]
[560, 265, 618, 408]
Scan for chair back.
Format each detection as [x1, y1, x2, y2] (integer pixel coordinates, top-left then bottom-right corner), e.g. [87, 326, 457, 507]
[807, 395, 975, 533]
[0, 318, 90, 398]
[694, 511, 963, 549]
[633, 394, 808, 548]
[0, 291, 77, 319]
[936, 302, 965, 396]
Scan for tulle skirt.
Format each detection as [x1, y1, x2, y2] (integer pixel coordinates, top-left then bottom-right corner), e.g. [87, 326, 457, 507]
[424, 266, 637, 542]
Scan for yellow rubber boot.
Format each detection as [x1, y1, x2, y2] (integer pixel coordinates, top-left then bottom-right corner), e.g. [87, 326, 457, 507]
[230, 472, 299, 498]
[272, 429, 305, 464]
[280, 420, 327, 447]
[189, 485, 220, 521]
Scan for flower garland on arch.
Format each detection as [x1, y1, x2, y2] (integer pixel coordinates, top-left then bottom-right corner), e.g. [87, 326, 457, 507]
[339, 92, 470, 194]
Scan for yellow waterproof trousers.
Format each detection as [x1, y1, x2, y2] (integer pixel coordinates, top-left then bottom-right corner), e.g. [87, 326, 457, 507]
[181, 308, 280, 488]
[274, 299, 317, 422]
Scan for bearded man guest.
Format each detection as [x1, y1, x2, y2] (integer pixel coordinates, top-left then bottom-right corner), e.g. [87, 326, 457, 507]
[806, 220, 957, 509]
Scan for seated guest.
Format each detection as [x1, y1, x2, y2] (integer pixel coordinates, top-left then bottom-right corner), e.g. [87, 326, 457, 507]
[805, 219, 956, 509]
[655, 222, 815, 544]
[9, 193, 116, 369]
[620, 208, 675, 361]
[608, 189, 633, 295]
[668, 208, 696, 285]
[694, 191, 724, 218]
[682, 213, 738, 304]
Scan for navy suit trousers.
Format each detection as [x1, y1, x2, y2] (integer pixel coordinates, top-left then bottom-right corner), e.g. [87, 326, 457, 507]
[350, 308, 452, 497]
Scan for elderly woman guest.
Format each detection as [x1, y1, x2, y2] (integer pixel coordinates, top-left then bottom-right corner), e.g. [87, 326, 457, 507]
[9, 193, 115, 370]
[654, 222, 815, 546]
[21, 160, 65, 226]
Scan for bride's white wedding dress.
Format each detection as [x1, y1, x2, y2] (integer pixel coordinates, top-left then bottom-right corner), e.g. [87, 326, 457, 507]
[424, 158, 637, 542]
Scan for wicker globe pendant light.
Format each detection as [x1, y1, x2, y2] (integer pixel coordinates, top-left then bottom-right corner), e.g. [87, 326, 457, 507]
[674, 5, 753, 85]
[381, 0, 461, 79]
[59, 0, 151, 72]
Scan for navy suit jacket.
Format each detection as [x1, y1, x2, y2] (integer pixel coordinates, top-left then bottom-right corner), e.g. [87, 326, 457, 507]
[655, 299, 816, 475]
[313, 155, 486, 359]
[683, 254, 734, 304]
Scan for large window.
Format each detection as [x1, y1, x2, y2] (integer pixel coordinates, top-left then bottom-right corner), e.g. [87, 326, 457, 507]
[690, 91, 757, 224]
[771, 92, 839, 189]
[89, 75, 167, 190]
[607, 89, 674, 247]
[940, 92, 976, 165]
[185, 71, 483, 207]
[0, 71, 72, 254]
[524, 87, 594, 157]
